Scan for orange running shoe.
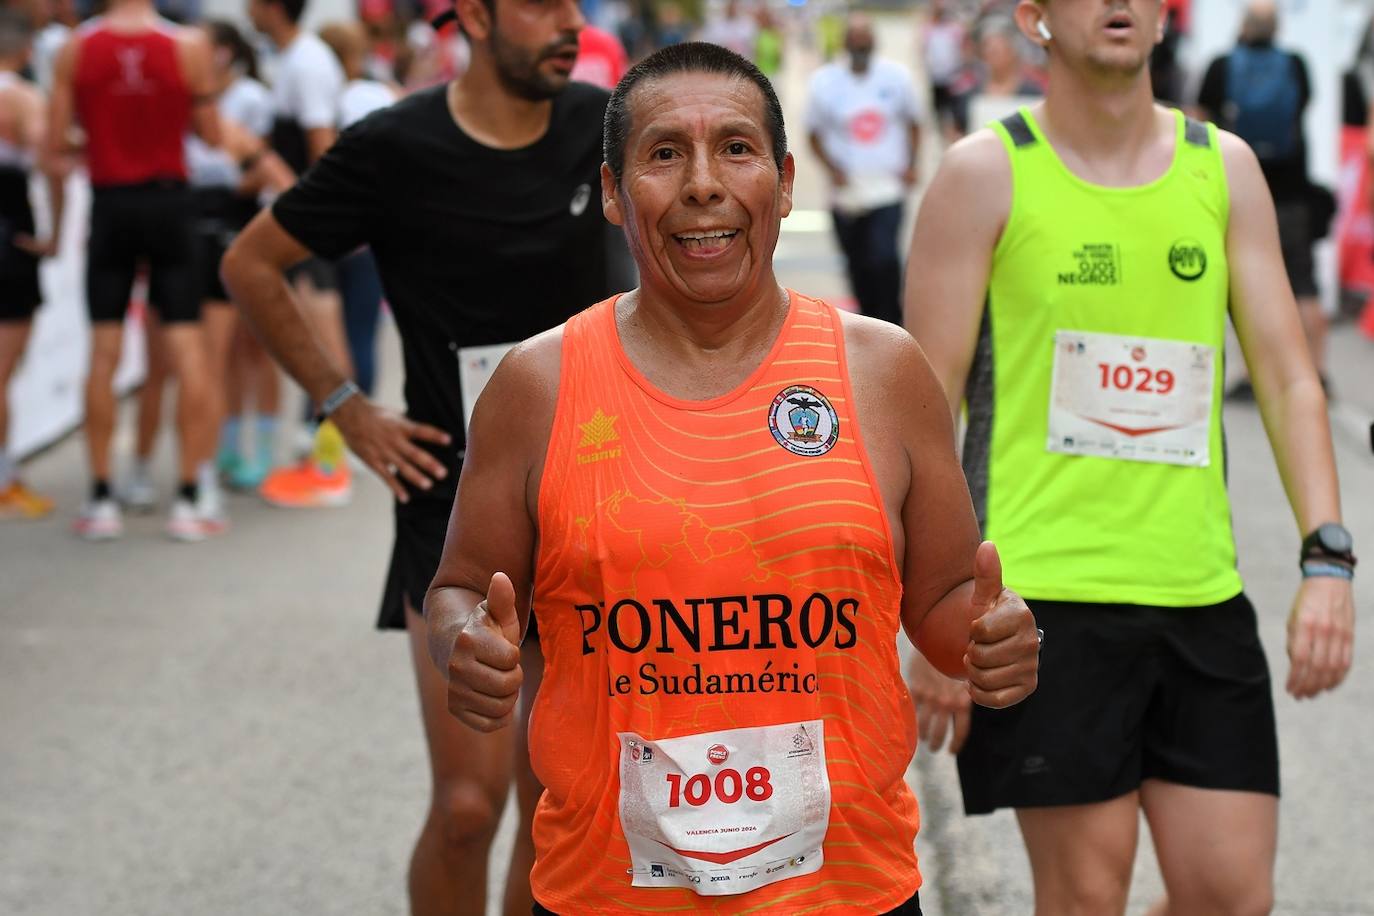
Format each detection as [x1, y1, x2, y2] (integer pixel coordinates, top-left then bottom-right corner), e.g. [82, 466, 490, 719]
[258, 458, 353, 508]
[0, 481, 55, 520]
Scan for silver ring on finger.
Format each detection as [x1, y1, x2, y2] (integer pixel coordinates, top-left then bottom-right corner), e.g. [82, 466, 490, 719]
[385, 462, 398, 476]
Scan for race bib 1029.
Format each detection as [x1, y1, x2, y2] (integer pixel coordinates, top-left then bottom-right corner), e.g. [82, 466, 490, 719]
[1047, 330, 1215, 467]
[617, 720, 831, 897]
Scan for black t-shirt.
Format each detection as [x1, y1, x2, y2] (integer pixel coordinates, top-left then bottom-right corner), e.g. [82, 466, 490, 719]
[1197, 45, 1311, 200]
[273, 82, 618, 505]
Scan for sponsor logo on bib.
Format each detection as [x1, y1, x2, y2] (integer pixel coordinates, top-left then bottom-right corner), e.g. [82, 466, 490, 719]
[768, 385, 839, 457]
[707, 744, 729, 765]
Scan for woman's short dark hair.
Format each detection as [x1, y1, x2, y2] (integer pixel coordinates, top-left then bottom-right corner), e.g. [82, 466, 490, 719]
[206, 19, 260, 82]
[603, 41, 787, 184]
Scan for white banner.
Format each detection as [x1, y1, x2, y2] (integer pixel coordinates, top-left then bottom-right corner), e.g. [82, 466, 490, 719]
[9, 173, 146, 459]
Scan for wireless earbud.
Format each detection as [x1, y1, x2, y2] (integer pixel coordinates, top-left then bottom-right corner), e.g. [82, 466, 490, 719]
[1037, 20, 1053, 41]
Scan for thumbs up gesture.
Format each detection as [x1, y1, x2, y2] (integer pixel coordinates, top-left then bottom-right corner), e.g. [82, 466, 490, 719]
[964, 541, 1040, 709]
[447, 572, 524, 732]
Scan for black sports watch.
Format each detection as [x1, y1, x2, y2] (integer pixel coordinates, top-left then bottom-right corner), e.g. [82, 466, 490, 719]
[1300, 523, 1356, 568]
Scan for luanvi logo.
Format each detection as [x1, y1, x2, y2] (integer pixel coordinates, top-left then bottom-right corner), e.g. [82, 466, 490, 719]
[577, 409, 621, 464]
[1057, 243, 1121, 286]
[1168, 238, 1207, 281]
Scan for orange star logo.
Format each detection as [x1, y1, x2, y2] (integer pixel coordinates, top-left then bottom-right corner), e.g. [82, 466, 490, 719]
[578, 409, 620, 450]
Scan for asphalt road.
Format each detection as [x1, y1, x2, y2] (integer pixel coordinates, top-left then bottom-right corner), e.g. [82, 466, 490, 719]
[3, 14, 1373, 916]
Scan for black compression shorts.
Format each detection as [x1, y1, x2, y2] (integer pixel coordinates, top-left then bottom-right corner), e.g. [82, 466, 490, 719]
[957, 592, 1279, 814]
[192, 187, 257, 303]
[0, 166, 41, 321]
[87, 181, 199, 325]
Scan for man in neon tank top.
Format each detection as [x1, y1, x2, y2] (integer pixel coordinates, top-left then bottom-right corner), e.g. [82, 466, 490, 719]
[425, 43, 1042, 915]
[906, 1, 1356, 914]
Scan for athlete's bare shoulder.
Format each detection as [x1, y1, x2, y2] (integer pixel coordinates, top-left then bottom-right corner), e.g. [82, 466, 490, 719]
[916, 126, 1012, 246]
[173, 21, 210, 50]
[1213, 127, 1267, 191]
[944, 126, 1011, 172]
[837, 310, 948, 439]
[0, 71, 41, 113]
[494, 325, 564, 409]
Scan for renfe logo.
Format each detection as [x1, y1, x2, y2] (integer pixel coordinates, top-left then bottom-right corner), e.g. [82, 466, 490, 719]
[707, 744, 729, 765]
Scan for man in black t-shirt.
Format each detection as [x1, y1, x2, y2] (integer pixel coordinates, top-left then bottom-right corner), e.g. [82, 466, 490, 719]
[221, 0, 620, 910]
[1197, 1, 1330, 394]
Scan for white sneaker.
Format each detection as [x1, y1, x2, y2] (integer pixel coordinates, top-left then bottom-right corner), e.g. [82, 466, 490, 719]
[74, 498, 124, 541]
[197, 478, 225, 522]
[166, 497, 228, 543]
[121, 468, 158, 513]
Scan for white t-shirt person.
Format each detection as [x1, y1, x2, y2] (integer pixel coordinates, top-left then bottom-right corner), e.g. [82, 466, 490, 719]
[805, 57, 921, 213]
[266, 31, 344, 173]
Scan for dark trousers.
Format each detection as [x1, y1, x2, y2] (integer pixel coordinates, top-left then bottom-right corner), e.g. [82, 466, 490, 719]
[832, 202, 904, 326]
[337, 247, 383, 396]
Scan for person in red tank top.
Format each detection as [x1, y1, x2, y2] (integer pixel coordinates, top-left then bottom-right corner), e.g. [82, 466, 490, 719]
[46, 0, 225, 542]
[424, 43, 1042, 915]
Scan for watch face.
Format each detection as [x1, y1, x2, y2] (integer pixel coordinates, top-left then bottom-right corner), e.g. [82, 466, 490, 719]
[1319, 524, 1353, 554]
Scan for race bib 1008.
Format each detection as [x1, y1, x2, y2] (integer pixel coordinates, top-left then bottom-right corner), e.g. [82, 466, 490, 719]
[1047, 330, 1215, 467]
[617, 720, 831, 897]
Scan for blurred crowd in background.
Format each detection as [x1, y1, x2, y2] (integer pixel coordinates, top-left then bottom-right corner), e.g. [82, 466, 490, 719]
[1, 0, 1373, 530]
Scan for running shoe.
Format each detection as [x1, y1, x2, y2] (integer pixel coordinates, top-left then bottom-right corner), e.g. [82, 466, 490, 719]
[198, 478, 227, 526]
[228, 455, 270, 490]
[0, 481, 55, 520]
[121, 466, 158, 513]
[166, 497, 228, 542]
[216, 449, 243, 478]
[258, 458, 353, 508]
[73, 498, 124, 541]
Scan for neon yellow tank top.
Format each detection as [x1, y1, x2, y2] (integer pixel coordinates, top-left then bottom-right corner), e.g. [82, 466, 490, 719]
[966, 107, 1242, 607]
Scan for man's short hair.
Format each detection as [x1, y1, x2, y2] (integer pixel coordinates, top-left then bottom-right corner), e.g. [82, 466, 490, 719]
[268, 0, 308, 25]
[603, 41, 787, 184]
[0, 7, 33, 59]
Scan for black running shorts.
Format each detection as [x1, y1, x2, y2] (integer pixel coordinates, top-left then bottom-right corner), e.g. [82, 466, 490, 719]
[0, 243, 41, 321]
[0, 166, 41, 321]
[379, 498, 539, 641]
[87, 181, 199, 325]
[192, 187, 257, 303]
[957, 591, 1279, 814]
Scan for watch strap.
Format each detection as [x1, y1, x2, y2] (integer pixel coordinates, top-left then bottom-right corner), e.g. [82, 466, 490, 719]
[320, 380, 362, 419]
[1301, 560, 1355, 580]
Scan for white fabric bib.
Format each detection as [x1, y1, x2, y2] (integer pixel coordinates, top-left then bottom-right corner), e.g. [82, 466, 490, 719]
[617, 720, 831, 896]
[1047, 330, 1215, 467]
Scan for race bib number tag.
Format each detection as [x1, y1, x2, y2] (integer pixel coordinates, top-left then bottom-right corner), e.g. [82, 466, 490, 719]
[1047, 330, 1214, 467]
[456, 342, 517, 432]
[617, 720, 831, 896]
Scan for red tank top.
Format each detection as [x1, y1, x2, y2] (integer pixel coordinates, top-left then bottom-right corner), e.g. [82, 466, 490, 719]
[529, 293, 921, 913]
[74, 19, 190, 187]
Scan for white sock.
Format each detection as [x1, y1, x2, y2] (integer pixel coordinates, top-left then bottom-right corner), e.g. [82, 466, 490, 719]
[197, 461, 218, 493]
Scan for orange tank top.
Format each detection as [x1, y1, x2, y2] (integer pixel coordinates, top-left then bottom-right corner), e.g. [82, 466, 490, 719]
[529, 292, 920, 914]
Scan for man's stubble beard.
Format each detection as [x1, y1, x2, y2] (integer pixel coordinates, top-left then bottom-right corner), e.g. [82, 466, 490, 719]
[1082, 44, 1152, 83]
[491, 29, 569, 101]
